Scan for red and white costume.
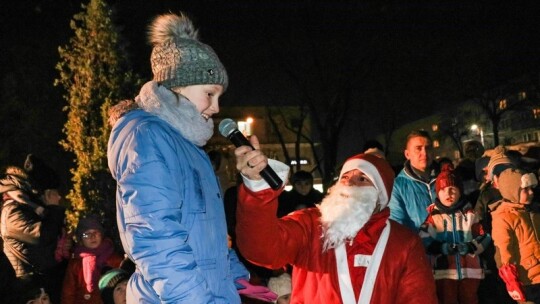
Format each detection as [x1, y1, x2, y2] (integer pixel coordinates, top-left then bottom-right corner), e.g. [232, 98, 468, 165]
[236, 154, 437, 303]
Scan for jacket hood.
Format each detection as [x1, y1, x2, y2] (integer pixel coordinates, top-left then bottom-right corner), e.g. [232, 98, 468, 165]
[108, 99, 139, 127]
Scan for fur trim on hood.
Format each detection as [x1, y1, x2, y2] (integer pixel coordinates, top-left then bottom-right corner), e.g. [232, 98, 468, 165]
[108, 99, 139, 127]
[108, 81, 214, 147]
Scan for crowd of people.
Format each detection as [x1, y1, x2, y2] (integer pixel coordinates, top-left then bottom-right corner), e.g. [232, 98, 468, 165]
[1, 10, 540, 304]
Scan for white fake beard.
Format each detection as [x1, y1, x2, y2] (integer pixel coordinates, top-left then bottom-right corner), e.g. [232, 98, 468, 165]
[136, 81, 214, 147]
[318, 185, 378, 252]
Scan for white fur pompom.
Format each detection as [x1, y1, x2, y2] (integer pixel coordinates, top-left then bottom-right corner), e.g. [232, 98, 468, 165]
[148, 13, 199, 45]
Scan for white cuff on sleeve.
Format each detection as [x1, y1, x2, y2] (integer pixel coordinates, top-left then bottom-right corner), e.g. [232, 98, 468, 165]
[242, 159, 290, 192]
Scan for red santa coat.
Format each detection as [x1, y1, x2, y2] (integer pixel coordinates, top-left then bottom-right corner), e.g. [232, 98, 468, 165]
[236, 185, 437, 304]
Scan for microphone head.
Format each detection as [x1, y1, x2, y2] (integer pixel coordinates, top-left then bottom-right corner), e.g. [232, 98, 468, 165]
[218, 118, 237, 137]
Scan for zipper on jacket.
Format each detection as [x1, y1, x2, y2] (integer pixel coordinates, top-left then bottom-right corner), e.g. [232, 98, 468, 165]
[452, 213, 463, 280]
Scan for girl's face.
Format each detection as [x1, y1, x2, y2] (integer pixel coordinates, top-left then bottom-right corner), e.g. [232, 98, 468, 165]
[438, 186, 461, 207]
[81, 229, 103, 249]
[174, 84, 223, 121]
[113, 280, 128, 304]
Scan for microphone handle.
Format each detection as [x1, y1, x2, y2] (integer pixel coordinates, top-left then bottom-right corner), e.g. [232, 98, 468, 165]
[228, 130, 253, 149]
[227, 130, 283, 190]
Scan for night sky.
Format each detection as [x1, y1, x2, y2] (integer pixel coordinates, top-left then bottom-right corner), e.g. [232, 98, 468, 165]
[2, 0, 540, 168]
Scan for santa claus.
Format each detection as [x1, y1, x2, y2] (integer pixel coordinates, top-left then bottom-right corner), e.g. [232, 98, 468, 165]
[234, 136, 437, 303]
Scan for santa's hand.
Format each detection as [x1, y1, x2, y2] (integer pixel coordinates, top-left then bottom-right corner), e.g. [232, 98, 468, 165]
[235, 278, 277, 302]
[234, 135, 268, 180]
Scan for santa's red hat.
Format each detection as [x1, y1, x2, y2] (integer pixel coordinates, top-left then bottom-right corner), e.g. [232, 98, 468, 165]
[339, 153, 395, 208]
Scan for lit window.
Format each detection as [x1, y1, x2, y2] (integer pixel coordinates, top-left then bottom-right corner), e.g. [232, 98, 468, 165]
[533, 108, 540, 119]
[518, 91, 527, 100]
[433, 140, 440, 148]
[237, 120, 253, 136]
[432, 124, 438, 131]
[499, 99, 507, 109]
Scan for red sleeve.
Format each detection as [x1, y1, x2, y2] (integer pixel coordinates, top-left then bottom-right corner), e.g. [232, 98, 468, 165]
[61, 259, 79, 304]
[235, 184, 315, 269]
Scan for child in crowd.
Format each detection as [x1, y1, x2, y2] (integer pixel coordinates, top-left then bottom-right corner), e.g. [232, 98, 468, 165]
[11, 275, 52, 304]
[61, 215, 123, 304]
[491, 168, 540, 302]
[419, 163, 491, 304]
[99, 268, 130, 304]
[267, 272, 292, 304]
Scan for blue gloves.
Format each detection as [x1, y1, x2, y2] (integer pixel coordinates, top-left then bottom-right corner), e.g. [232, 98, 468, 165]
[441, 242, 458, 255]
[457, 242, 477, 255]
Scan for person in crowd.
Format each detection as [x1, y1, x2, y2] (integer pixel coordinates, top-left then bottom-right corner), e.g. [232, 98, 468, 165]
[0, 166, 66, 301]
[99, 268, 130, 304]
[389, 129, 437, 231]
[23, 153, 72, 303]
[491, 168, 540, 303]
[61, 215, 123, 304]
[10, 275, 52, 304]
[474, 146, 516, 303]
[277, 170, 323, 217]
[107, 12, 269, 303]
[419, 163, 491, 304]
[362, 139, 385, 159]
[234, 136, 437, 303]
[267, 272, 292, 304]
[455, 141, 485, 203]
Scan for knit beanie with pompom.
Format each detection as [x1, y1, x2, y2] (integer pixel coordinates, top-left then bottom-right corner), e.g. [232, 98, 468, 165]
[436, 163, 463, 194]
[148, 12, 228, 90]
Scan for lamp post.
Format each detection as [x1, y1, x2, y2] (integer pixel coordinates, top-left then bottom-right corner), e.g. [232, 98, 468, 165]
[470, 124, 484, 147]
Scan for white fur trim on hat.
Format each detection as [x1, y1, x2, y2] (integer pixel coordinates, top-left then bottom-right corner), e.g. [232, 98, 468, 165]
[339, 159, 389, 208]
[521, 173, 538, 189]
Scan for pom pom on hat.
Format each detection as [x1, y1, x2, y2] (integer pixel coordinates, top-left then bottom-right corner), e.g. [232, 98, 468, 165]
[148, 12, 228, 90]
[99, 269, 130, 304]
[436, 163, 463, 194]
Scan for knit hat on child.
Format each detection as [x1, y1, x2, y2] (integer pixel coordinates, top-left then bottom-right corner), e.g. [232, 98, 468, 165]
[486, 145, 514, 181]
[436, 163, 463, 194]
[75, 215, 104, 240]
[148, 12, 228, 90]
[497, 169, 538, 203]
[99, 269, 130, 304]
[267, 273, 292, 303]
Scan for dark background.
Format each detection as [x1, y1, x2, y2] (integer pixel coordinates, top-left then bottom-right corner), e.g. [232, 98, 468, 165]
[2, 0, 540, 185]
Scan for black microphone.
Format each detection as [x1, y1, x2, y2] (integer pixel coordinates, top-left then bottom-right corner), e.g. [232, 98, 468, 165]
[219, 118, 283, 190]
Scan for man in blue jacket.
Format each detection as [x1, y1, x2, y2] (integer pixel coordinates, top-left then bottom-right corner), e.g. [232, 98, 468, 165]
[107, 13, 266, 303]
[389, 130, 437, 231]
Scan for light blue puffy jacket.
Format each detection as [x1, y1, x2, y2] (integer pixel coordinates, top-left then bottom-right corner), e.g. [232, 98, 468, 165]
[389, 161, 436, 231]
[108, 109, 247, 303]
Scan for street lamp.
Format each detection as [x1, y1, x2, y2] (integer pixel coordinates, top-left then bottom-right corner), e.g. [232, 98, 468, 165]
[470, 124, 484, 147]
